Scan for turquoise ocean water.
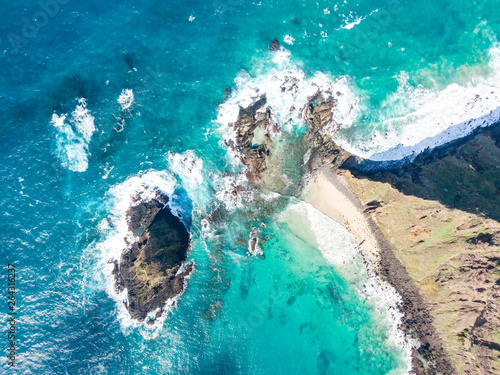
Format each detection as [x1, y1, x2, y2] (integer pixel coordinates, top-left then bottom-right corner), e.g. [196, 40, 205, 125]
[1, 0, 500, 373]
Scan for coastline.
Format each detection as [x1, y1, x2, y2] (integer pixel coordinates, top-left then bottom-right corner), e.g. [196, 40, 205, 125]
[302, 166, 382, 265]
[302, 165, 456, 374]
[300, 118, 500, 374]
[216, 56, 500, 373]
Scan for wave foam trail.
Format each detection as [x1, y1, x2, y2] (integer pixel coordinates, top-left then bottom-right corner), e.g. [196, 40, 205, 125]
[52, 98, 95, 172]
[280, 201, 415, 375]
[216, 49, 361, 141]
[167, 150, 216, 229]
[336, 42, 500, 161]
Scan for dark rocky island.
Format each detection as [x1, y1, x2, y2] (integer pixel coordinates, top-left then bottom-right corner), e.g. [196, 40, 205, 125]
[113, 190, 193, 322]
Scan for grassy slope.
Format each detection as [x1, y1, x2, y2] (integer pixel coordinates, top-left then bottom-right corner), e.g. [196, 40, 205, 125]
[343, 167, 500, 374]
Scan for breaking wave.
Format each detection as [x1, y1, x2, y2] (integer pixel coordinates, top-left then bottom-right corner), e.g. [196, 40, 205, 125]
[52, 98, 95, 172]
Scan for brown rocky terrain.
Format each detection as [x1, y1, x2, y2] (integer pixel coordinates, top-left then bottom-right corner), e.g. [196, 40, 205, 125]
[333, 122, 500, 374]
[113, 190, 193, 322]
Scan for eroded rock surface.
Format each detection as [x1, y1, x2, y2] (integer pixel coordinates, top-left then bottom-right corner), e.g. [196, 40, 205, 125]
[225, 90, 340, 186]
[224, 95, 274, 184]
[303, 91, 337, 132]
[114, 191, 193, 322]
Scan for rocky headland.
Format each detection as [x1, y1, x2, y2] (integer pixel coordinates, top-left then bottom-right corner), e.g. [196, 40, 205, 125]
[335, 122, 500, 375]
[305, 117, 500, 374]
[223, 76, 500, 373]
[113, 190, 193, 323]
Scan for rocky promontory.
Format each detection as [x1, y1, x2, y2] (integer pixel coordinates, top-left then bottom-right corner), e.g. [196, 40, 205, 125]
[317, 122, 500, 374]
[220, 59, 500, 373]
[113, 190, 193, 322]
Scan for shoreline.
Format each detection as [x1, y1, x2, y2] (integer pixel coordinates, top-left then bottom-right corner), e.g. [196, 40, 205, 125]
[302, 164, 455, 374]
[302, 165, 382, 265]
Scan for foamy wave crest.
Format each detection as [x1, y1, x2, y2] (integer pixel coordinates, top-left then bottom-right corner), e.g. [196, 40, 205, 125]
[214, 173, 255, 211]
[167, 150, 204, 188]
[217, 50, 361, 141]
[118, 89, 134, 111]
[337, 42, 500, 161]
[52, 98, 95, 172]
[167, 150, 212, 218]
[280, 201, 415, 375]
[339, 9, 379, 30]
[93, 170, 185, 338]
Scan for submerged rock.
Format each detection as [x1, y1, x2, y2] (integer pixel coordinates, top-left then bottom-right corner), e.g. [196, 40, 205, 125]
[269, 39, 280, 51]
[114, 190, 193, 322]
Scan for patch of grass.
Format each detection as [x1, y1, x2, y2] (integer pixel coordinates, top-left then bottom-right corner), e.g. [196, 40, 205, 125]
[137, 262, 164, 287]
[422, 222, 455, 245]
[420, 277, 440, 297]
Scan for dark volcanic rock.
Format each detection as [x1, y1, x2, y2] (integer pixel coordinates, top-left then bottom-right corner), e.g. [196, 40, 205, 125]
[269, 39, 280, 51]
[114, 190, 193, 322]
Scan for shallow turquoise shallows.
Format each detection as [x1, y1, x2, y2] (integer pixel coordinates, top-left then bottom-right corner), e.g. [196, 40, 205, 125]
[1, 0, 499, 373]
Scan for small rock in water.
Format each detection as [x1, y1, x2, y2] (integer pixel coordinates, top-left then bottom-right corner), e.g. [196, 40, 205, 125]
[269, 39, 280, 51]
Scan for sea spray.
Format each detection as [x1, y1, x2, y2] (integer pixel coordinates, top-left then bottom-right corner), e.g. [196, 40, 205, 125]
[52, 98, 95, 172]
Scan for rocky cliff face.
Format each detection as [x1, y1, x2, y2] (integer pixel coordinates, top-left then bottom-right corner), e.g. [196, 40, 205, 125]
[114, 191, 193, 322]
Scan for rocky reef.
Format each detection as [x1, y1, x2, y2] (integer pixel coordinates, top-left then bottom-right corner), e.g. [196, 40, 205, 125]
[224, 95, 274, 185]
[113, 190, 193, 322]
[223, 90, 339, 187]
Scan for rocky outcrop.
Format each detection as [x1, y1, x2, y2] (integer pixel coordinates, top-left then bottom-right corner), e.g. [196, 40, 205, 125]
[114, 190, 193, 322]
[224, 96, 274, 184]
[269, 39, 280, 51]
[225, 90, 341, 186]
[303, 91, 337, 132]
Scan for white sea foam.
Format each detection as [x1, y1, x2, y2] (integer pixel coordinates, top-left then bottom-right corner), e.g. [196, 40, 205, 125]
[117, 88, 134, 111]
[336, 43, 500, 161]
[52, 98, 95, 172]
[213, 173, 254, 211]
[167, 150, 212, 220]
[217, 49, 361, 142]
[283, 35, 295, 45]
[339, 9, 379, 30]
[280, 201, 415, 374]
[71, 98, 95, 141]
[167, 150, 204, 188]
[260, 191, 281, 201]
